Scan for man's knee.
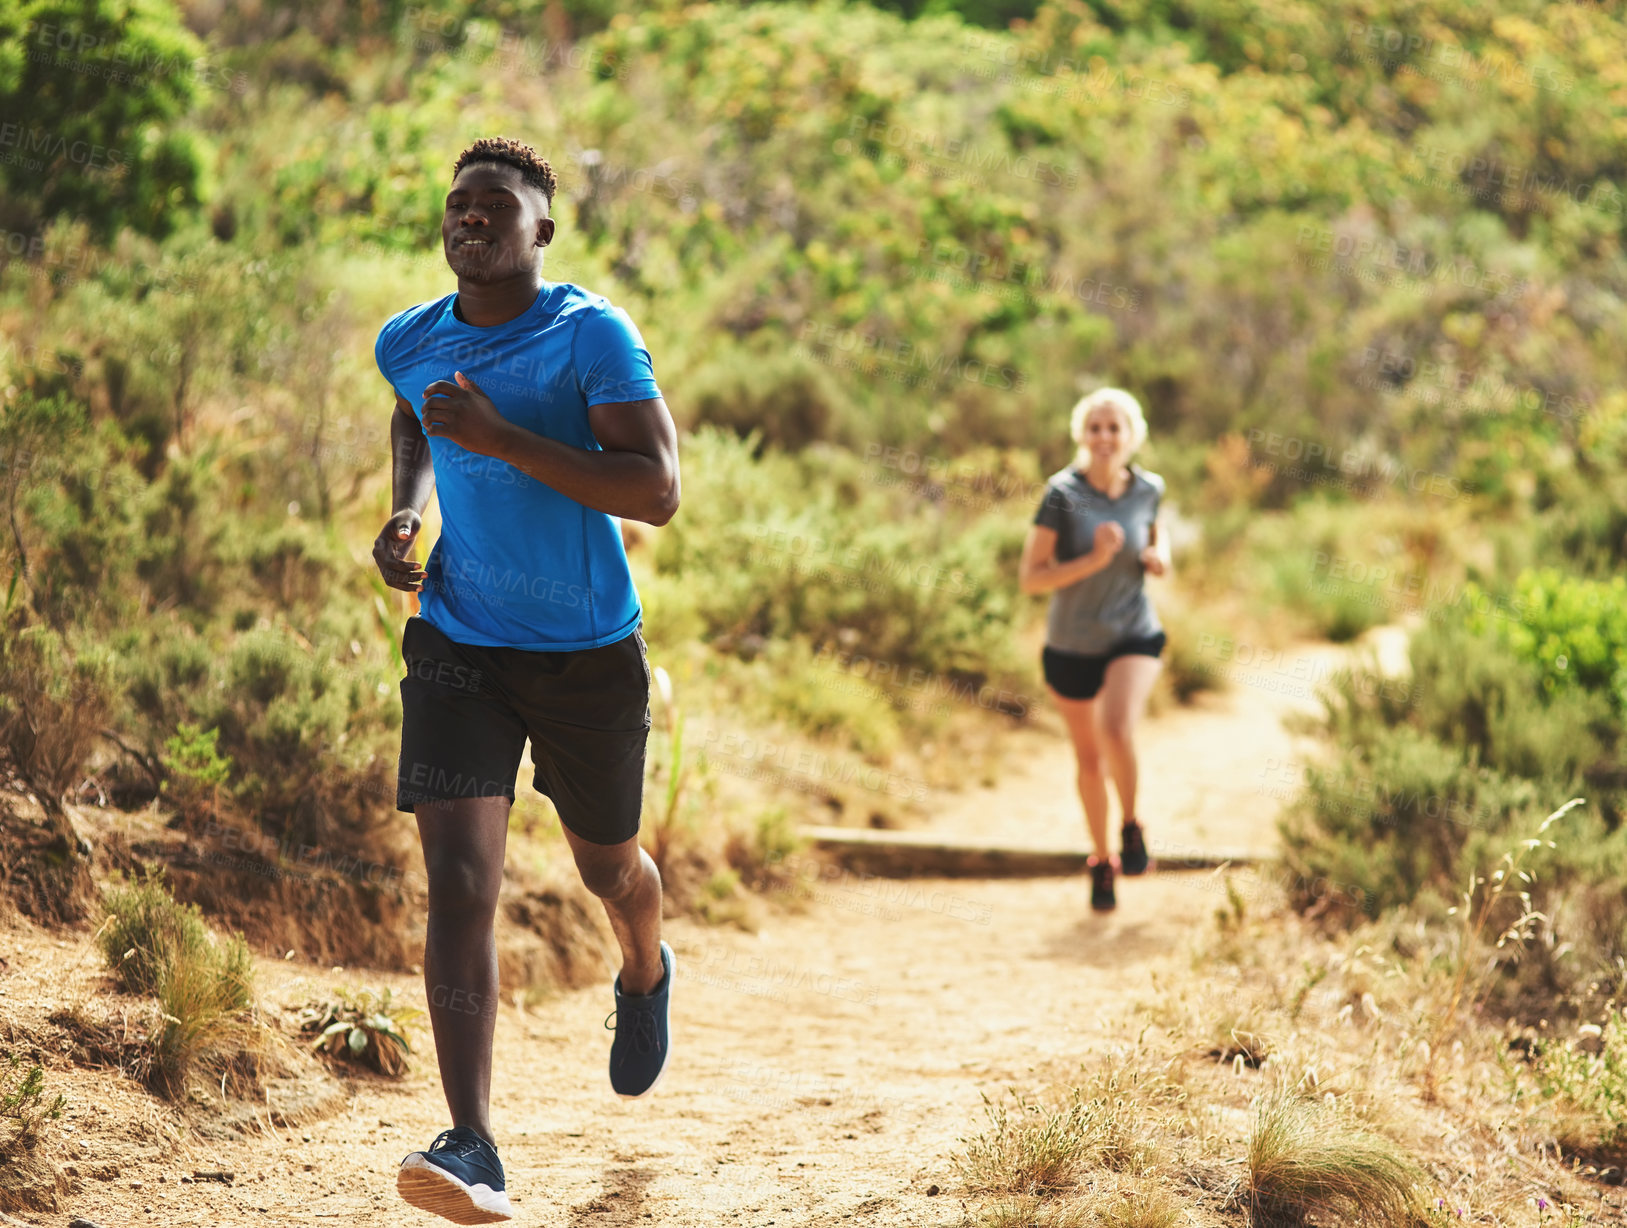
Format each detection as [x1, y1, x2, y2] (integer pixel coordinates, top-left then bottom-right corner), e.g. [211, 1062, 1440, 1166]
[575, 847, 644, 900]
[425, 856, 502, 918]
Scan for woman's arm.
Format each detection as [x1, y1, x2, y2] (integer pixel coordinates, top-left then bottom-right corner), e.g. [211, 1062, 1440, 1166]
[1139, 519, 1171, 578]
[1018, 524, 1119, 595]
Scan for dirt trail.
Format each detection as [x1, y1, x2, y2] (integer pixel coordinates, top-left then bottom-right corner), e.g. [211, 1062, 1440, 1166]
[14, 625, 1407, 1228]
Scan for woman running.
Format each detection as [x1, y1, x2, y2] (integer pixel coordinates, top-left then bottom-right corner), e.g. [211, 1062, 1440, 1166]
[1018, 388, 1171, 912]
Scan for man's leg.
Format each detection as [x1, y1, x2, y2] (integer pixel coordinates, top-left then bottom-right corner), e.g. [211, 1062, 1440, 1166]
[560, 826, 663, 996]
[416, 795, 511, 1145]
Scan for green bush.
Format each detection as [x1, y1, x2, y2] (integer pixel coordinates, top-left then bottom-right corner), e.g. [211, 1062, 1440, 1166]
[645, 429, 1029, 691]
[0, 0, 205, 240]
[1282, 573, 1627, 1014]
[1463, 570, 1627, 716]
[0, 618, 117, 812]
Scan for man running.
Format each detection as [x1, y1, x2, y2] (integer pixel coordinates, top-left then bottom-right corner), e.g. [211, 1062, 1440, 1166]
[371, 135, 680, 1225]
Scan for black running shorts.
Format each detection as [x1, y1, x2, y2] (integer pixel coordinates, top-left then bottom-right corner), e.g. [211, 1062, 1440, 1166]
[395, 616, 651, 845]
[1041, 631, 1167, 702]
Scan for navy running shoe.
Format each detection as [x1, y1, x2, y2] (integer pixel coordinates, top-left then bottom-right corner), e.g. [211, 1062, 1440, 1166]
[605, 939, 675, 1099]
[1120, 820, 1149, 876]
[397, 1126, 514, 1224]
[1090, 857, 1117, 912]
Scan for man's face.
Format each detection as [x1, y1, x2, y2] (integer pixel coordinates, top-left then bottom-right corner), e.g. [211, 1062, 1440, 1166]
[441, 161, 555, 283]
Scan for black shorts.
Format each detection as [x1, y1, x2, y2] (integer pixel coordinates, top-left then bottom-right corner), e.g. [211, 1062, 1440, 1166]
[396, 616, 651, 845]
[1041, 632, 1167, 702]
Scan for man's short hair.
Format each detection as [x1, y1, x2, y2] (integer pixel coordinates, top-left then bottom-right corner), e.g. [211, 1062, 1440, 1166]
[452, 136, 558, 207]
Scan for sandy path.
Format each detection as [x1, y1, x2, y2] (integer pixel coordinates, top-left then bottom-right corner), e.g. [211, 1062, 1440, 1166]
[26, 626, 1406, 1227]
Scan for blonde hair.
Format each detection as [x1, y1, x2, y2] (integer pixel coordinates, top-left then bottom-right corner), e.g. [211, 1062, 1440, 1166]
[1070, 387, 1148, 462]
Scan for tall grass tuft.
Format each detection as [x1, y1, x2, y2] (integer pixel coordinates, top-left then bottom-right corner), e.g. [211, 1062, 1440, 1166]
[1245, 1086, 1424, 1228]
[97, 870, 267, 1097]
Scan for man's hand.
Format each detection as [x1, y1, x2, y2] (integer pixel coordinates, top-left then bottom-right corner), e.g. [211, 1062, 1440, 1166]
[421, 371, 514, 457]
[1139, 546, 1167, 577]
[373, 508, 426, 592]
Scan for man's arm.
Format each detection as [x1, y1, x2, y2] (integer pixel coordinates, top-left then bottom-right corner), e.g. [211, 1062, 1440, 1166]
[373, 392, 434, 593]
[420, 371, 680, 526]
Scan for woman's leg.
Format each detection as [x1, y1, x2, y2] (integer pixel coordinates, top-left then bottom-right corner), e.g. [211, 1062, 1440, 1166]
[1050, 687, 1111, 860]
[1097, 655, 1163, 826]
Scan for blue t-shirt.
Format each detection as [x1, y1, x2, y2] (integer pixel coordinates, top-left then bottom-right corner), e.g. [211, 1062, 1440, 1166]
[374, 282, 662, 651]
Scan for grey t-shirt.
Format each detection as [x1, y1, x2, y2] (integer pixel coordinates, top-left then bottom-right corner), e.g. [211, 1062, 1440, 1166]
[1033, 464, 1165, 655]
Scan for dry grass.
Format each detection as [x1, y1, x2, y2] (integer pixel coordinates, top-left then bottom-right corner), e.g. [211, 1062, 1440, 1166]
[958, 1062, 1179, 1197]
[1097, 1179, 1186, 1228]
[1243, 1085, 1425, 1227]
[94, 870, 278, 1098]
[973, 1195, 1092, 1227]
[957, 868, 1627, 1227]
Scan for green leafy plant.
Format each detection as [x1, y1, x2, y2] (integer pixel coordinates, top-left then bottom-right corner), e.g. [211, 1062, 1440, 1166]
[0, 1052, 66, 1152]
[1527, 1007, 1627, 1164]
[297, 987, 423, 1077]
[159, 720, 233, 824]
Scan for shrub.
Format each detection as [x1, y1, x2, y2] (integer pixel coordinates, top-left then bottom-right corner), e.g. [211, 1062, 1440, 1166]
[0, 619, 117, 817]
[0, 1053, 65, 1153]
[297, 987, 422, 1077]
[1462, 570, 1627, 717]
[97, 871, 264, 1097]
[159, 721, 233, 825]
[1527, 1007, 1627, 1165]
[1281, 573, 1626, 950]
